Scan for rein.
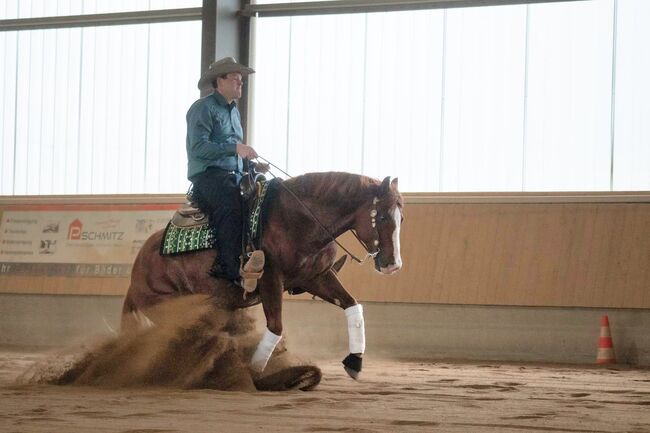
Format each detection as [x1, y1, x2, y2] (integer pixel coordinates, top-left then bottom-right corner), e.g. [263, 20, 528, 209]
[255, 155, 380, 264]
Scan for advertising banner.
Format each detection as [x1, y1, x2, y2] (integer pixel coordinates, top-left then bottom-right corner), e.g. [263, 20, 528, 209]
[0, 204, 178, 277]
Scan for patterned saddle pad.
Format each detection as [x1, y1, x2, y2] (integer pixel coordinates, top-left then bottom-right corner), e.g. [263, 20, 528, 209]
[160, 222, 216, 255]
[160, 178, 276, 256]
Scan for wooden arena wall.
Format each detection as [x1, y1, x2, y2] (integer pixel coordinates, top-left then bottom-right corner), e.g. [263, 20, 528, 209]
[0, 192, 648, 309]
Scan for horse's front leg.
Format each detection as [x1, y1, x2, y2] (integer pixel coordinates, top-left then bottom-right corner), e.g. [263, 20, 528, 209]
[250, 267, 284, 373]
[306, 270, 365, 380]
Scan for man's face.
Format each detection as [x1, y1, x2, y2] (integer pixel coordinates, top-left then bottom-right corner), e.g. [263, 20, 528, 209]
[217, 72, 244, 102]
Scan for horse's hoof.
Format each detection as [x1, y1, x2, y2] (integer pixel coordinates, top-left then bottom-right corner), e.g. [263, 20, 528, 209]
[342, 353, 362, 380]
[254, 365, 322, 391]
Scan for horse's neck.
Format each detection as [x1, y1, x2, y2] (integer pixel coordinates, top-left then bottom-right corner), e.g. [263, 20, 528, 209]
[279, 173, 371, 246]
[294, 196, 361, 239]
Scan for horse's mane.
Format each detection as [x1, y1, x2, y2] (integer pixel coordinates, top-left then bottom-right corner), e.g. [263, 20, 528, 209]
[283, 172, 378, 204]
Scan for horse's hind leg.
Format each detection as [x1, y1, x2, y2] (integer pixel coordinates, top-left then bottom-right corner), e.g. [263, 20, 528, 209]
[254, 365, 322, 391]
[304, 270, 365, 380]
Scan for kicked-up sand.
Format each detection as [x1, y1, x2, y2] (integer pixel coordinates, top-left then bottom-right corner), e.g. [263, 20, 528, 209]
[0, 295, 649, 432]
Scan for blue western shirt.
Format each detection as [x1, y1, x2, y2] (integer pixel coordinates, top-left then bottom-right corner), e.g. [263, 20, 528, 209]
[186, 91, 244, 180]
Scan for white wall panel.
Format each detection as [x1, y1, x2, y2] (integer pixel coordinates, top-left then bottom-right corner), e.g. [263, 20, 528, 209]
[3, 0, 650, 195]
[0, 30, 17, 194]
[612, 0, 650, 190]
[442, 5, 526, 192]
[77, 27, 96, 193]
[363, 10, 444, 191]
[26, 29, 45, 194]
[251, 0, 650, 193]
[52, 28, 83, 194]
[524, 0, 614, 191]
[0, 21, 200, 195]
[89, 26, 110, 193]
[118, 25, 148, 193]
[0, 0, 16, 19]
[146, 21, 200, 193]
[38, 29, 57, 194]
[62, 0, 84, 15]
[13, 31, 33, 194]
[145, 27, 163, 194]
[285, 14, 366, 175]
[250, 16, 291, 171]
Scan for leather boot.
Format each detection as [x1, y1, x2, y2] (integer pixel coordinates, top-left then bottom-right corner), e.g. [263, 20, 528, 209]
[240, 250, 265, 293]
[207, 253, 224, 279]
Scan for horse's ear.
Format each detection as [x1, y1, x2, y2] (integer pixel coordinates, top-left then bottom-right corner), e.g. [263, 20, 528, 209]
[380, 176, 391, 195]
[391, 177, 399, 190]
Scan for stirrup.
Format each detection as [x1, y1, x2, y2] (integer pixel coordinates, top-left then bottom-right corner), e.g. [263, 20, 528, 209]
[240, 250, 265, 293]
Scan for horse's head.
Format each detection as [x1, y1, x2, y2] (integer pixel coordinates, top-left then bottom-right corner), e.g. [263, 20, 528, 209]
[354, 176, 404, 274]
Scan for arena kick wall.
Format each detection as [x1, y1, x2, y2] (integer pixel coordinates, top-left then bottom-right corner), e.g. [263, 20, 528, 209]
[1, 192, 649, 365]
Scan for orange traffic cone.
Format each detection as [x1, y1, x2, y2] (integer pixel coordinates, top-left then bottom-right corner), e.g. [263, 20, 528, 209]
[596, 315, 616, 364]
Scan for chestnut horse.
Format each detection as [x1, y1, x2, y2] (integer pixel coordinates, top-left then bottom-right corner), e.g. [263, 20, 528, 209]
[122, 172, 403, 378]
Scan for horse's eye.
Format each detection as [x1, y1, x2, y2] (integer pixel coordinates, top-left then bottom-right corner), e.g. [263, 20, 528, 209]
[378, 214, 388, 223]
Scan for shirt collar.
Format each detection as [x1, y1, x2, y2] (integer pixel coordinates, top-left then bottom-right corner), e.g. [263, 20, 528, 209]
[212, 90, 237, 109]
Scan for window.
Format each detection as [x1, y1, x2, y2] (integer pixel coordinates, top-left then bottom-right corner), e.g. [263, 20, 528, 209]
[251, 0, 650, 192]
[0, 1, 201, 194]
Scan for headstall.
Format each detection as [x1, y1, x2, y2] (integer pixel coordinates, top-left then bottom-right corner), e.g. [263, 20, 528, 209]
[350, 196, 381, 263]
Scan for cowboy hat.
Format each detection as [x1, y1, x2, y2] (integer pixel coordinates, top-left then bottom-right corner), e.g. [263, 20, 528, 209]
[197, 57, 255, 90]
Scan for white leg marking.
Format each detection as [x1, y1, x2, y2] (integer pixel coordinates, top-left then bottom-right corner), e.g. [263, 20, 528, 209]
[392, 207, 403, 268]
[380, 207, 402, 274]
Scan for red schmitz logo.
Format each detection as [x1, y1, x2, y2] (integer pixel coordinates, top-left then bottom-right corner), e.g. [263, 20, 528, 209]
[67, 218, 125, 241]
[68, 219, 82, 240]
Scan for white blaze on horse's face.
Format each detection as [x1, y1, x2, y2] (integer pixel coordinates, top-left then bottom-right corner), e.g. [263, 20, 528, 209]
[380, 206, 403, 275]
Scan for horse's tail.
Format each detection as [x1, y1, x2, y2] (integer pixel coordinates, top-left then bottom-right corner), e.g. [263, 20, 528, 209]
[102, 317, 118, 335]
[120, 305, 155, 333]
[132, 309, 155, 328]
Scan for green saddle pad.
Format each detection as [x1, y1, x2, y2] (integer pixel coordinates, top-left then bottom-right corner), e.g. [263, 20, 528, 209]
[160, 179, 275, 256]
[160, 222, 216, 255]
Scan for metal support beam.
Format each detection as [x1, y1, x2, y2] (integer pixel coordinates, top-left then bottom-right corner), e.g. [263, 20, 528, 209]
[0, 8, 201, 31]
[201, 0, 217, 77]
[243, 0, 587, 17]
[238, 1, 252, 135]
[200, 0, 252, 136]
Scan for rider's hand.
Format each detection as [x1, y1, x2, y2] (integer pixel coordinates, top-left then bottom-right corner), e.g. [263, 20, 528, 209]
[236, 143, 258, 160]
[255, 162, 270, 174]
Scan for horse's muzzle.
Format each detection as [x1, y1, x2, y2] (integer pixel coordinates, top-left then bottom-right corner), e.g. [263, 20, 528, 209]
[375, 256, 402, 274]
[380, 263, 401, 274]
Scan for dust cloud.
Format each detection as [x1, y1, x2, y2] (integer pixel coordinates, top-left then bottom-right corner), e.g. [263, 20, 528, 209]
[17, 295, 321, 392]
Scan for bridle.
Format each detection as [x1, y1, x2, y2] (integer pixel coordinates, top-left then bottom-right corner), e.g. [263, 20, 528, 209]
[255, 156, 381, 264]
[349, 197, 381, 263]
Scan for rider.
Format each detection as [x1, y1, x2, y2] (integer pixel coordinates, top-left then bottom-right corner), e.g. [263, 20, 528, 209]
[186, 57, 263, 289]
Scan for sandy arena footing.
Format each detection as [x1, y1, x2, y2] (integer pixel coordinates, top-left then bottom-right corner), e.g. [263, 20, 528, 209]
[1, 350, 649, 433]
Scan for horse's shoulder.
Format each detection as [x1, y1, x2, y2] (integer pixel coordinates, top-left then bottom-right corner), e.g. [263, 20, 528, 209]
[143, 229, 166, 249]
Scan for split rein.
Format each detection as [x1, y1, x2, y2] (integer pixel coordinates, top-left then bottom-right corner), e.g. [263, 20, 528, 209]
[254, 155, 379, 265]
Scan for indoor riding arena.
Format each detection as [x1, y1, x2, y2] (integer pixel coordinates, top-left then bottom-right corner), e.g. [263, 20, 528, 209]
[1, 1, 649, 433]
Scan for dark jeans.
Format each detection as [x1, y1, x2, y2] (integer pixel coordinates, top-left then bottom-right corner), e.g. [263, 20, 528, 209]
[191, 167, 243, 281]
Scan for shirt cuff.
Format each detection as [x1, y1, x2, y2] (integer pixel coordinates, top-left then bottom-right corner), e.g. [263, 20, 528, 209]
[226, 142, 238, 156]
